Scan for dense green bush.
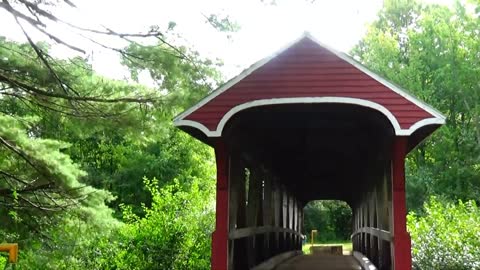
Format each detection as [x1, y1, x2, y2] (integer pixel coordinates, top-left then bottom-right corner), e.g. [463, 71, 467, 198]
[14, 177, 214, 270]
[408, 197, 480, 270]
[106, 177, 215, 270]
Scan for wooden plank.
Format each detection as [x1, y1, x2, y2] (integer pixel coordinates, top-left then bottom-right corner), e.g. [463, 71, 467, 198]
[288, 194, 294, 250]
[272, 179, 281, 254]
[370, 190, 379, 266]
[360, 201, 365, 254]
[375, 181, 384, 269]
[228, 154, 245, 270]
[263, 171, 273, 258]
[284, 190, 292, 251]
[381, 162, 392, 269]
[365, 197, 371, 258]
[292, 198, 297, 249]
[246, 166, 262, 267]
[281, 186, 288, 251]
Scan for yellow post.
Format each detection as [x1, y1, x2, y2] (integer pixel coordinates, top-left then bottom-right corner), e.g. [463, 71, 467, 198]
[311, 230, 317, 247]
[0, 243, 18, 263]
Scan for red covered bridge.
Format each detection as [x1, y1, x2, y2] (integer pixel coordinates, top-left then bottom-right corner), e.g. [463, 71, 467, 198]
[174, 33, 445, 270]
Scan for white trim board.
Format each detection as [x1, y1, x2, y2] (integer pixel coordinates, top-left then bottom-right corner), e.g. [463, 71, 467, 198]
[174, 97, 445, 137]
[173, 32, 446, 125]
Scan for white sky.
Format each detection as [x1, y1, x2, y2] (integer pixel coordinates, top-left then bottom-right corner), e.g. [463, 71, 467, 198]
[0, 0, 454, 80]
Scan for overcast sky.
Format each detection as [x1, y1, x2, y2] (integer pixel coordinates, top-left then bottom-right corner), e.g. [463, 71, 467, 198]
[0, 0, 454, 80]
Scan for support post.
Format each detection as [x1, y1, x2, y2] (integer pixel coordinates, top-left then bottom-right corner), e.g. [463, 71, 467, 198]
[392, 137, 412, 270]
[212, 140, 229, 270]
[229, 153, 247, 270]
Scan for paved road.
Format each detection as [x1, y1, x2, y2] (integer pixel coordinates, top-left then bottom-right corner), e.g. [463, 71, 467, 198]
[275, 254, 362, 270]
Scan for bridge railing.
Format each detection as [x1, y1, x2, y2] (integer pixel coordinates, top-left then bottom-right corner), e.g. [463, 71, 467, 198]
[227, 156, 304, 270]
[351, 226, 392, 268]
[229, 226, 302, 270]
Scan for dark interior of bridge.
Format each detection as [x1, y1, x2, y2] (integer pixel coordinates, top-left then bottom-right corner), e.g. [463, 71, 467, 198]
[221, 103, 395, 206]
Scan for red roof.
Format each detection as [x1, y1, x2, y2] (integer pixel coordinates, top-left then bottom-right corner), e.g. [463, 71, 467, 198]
[174, 33, 445, 138]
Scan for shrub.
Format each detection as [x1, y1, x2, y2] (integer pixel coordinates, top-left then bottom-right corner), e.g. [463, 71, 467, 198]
[13, 177, 215, 270]
[407, 197, 480, 270]
[109, 177, 215, 270]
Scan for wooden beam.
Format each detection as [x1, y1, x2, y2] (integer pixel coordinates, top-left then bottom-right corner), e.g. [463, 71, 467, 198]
[229, 226, 303, 239]
[228, 153, 246, 270]
[288, 193, 294, 250]
[273, 178, 281, 254]
[212, 139, 229, 270]
[246, 166, 263, 267]
[263, 171, 273, 258]
[391, 137, 412, 270]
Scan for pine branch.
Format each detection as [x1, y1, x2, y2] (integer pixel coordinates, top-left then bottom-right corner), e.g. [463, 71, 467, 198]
[0, 72, 157, 103]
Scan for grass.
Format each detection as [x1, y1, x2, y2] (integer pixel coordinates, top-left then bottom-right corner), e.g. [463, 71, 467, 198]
[302, 241, 353, 254]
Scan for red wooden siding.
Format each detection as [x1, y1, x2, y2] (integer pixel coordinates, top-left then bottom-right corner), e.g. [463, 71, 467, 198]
[184, 37, 433, 131]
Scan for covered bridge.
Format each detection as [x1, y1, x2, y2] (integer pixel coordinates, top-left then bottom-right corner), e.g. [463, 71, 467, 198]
[174, 33, 445, 270]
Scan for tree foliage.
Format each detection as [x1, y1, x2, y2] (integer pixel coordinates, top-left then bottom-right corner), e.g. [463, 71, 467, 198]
[1, 3, 220, 267]
[13, 178, 215, 270]
[408, 197, 480, 270]
[303, 200, 352, 242]
[351, 0, 480, 210]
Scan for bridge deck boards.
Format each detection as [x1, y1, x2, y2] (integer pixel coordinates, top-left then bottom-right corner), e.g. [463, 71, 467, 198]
[275, 254, 362, 270]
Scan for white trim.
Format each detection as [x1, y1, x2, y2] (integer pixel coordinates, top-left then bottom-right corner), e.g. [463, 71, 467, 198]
[174, 32, 446, 125]
[407, 118, 445, 135]
[399, 117, 446, 136]
[216, 97, 401, 135]
[173, 120, 212, 136]
[174, 97, 443, 137]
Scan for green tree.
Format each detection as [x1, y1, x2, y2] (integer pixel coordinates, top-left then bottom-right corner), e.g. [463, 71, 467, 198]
[303, 200, 352, 242]
[0, 37, 218, 268]
[351, 0, 480, 211]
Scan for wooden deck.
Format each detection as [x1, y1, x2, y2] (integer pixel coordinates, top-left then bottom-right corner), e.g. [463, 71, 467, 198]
[275, 254, 362, 270]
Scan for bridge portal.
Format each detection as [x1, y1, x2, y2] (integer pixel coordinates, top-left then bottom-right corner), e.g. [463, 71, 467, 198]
[174, 33, 445, 270]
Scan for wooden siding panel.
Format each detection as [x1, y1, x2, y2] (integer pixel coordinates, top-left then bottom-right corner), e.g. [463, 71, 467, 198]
[184, 37, 434, 131]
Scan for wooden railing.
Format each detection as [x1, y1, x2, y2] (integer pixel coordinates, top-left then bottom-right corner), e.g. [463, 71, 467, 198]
[228, 225, 302, 270]
[229, 226, 302, 239]
[351, 226, 392, 242]
[227, 155, 305, 270]
[351, 226, 392, 270]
